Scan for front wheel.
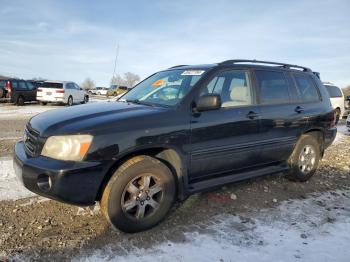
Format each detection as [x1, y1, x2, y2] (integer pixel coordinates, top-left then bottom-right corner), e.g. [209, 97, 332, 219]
[100, 155, 175, 233]
[286, 133, 321, 182]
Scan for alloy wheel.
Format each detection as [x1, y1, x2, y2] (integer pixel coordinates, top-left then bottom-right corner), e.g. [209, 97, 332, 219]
[121, 174, 163, 220]
[298, 145, 316, 174]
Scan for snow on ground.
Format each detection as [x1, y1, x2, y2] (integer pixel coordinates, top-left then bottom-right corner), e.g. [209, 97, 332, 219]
[0, 157, 35, 200]
[337, 124, 349, 135]
[0, 104, 59, 119]
[76, 190, 350, 262]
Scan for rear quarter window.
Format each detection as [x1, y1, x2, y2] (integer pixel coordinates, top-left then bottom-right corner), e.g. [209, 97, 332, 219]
[293, 74, 320, 103]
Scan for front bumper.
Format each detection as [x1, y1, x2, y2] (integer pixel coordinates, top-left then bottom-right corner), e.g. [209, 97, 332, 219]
[324, 127, 337, 148]
[14, 141, 111, 206]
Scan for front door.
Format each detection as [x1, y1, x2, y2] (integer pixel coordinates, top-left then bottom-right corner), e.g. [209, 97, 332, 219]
[189, 69, 261, 182]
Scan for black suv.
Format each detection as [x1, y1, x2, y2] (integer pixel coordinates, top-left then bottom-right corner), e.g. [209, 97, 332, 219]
[14, 60, 337, 232]
[0, 78, 37, 105]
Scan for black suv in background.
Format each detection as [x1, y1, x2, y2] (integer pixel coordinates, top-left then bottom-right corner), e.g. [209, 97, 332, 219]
[14, 60, 337, 232]
[0, 78, 37, 105]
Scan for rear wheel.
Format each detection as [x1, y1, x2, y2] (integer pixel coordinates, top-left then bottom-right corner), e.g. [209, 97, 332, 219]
[16, 96, 24, 106]
[100, 155, 176, 233]
[67, 96, 73, 106]
[40, 101, 47, 106]
[286, 133, 321, 182]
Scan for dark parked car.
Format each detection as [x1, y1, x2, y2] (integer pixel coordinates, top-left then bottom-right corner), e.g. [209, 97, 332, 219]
[14, 60, 337, 232]
[0, 78, 37, 105]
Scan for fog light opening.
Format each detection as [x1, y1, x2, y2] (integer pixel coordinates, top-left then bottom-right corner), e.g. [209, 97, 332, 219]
[37, 174, 52, 192]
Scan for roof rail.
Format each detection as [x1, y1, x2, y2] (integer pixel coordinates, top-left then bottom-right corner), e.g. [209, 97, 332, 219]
[169, 65, 188, 69]
[219, 59, 312, 72]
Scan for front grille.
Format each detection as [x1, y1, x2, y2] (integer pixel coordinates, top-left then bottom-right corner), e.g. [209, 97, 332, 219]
[24, 126, 42, 157]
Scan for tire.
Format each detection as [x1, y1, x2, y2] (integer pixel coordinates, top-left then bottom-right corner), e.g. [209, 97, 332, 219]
[81, 95, 89, 104]
[40, 102, 47, 106]
[100, 155, 176, 233]
[286, 133, 321, 182]
[67, 96, 73, 106]
[16, 96, 24, 106]
[97, 92, 101, 96]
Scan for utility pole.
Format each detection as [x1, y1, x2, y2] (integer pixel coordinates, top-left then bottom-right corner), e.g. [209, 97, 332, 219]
[112, 41, 120, 84]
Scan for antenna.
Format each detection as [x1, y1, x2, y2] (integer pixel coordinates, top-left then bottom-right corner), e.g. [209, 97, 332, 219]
[112, 41, 120, 82]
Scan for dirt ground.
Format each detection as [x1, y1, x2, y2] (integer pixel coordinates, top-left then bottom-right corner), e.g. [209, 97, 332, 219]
[0, 103, 349, 261]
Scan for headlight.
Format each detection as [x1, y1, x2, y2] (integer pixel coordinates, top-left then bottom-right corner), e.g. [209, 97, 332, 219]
[41, 135, 93, 161]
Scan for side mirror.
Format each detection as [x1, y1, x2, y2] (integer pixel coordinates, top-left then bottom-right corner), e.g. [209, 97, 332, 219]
[196, 94, 221, 112]
[80, 88, 83, 90]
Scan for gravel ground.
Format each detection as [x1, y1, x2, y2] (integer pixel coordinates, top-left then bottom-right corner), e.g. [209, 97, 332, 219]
[0, 103, 349, 261]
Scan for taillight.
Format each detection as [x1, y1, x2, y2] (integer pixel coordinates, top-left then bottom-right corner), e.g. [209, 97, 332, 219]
[56, 89, 64, 93]
[330, 110, 337, 127]
[6, 81, 11, 95]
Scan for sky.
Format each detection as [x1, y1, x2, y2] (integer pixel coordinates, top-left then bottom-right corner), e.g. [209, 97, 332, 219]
[0, 0, 349, 87]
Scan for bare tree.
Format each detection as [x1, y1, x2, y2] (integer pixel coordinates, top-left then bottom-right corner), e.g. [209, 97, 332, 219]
[124, 72, 140, 88]
[110, 74, 126, 86]
[81, 78, 95, 90]
[343, 85, 350, 97]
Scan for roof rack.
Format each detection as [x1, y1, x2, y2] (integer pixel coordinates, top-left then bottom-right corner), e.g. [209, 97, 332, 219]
[219, 59, 312, 72]
[169, 65, 188, 69]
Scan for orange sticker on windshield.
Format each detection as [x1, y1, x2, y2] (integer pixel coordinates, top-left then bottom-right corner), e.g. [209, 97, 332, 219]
[152, 79, 165, 87]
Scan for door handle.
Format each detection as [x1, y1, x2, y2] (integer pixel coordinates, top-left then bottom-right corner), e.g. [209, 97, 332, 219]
[247, 111, 259, 119]
[295, 106, 304, 113]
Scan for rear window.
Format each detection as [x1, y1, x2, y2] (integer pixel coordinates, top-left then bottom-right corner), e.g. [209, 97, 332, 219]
[293, 74, 320, 103]
[42, 82, 63, 89]
[325, 85, 342, 98]
[255, 70, 291, 104]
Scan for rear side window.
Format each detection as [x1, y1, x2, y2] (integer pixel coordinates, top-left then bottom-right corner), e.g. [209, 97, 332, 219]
[255, 70, 290, 104]
[293, 74, 320, 103]
[325, 85, 342, 98]
[18, 81, 27, 90]
[42, 82, 63, 89]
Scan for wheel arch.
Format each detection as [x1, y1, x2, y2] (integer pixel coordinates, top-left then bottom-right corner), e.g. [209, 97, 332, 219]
[95, 146, 188, 202]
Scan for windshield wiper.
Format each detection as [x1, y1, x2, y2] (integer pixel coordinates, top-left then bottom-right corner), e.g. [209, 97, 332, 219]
[125, 99, 154, 107]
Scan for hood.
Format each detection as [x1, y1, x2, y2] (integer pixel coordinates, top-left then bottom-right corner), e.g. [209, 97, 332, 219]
[29, 102, 164, 137]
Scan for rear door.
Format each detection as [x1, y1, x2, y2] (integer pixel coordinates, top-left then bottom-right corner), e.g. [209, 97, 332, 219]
[189, 69, 261, 181]
[17, 80, 30, 101]
[25, 81, 37, 101]
[254, 69, 308, 164]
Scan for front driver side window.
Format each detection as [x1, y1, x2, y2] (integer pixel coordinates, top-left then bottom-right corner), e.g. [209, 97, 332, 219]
[201, 70, 252, 108]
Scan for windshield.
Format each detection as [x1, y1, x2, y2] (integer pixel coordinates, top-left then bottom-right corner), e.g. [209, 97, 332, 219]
[121, 69, 206, 106]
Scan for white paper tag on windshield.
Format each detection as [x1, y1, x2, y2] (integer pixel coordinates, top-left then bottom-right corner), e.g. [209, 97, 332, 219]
[181, 70, 205, 76]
